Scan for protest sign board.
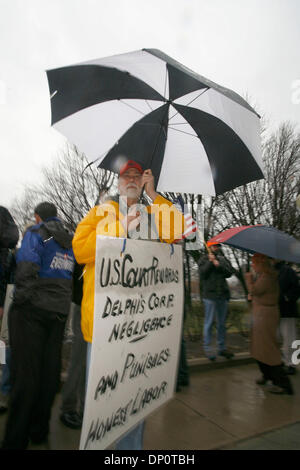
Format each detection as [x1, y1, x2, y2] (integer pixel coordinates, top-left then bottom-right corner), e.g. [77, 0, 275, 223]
[0, 283, 14, 364]
[80, 237, 184, 450]
[0, 284, 14, 344]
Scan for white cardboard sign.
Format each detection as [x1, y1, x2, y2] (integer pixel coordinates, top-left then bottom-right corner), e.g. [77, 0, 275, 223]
[80, 237, 184, 450]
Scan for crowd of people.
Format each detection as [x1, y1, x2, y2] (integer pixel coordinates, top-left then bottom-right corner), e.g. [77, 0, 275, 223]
[0, 159, 299, 450]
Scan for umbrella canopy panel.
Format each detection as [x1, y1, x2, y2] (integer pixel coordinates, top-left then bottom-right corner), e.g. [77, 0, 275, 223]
[208, 225, 300, 264]
[47, 48, 264, 196]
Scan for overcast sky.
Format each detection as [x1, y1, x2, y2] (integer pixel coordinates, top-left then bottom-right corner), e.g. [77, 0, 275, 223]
[1, 0, 299, 208]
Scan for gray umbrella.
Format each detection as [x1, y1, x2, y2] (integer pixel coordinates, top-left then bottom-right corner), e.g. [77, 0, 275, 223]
[207, 225, 300, 264]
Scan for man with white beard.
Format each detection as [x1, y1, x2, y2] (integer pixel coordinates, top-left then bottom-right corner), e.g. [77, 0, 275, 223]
[73, 159, 187, 450]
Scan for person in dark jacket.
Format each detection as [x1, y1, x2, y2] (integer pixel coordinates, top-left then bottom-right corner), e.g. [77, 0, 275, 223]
[0, 249, 16, 414]
[0, 207, 19, 250]
[2, 202, 75, 450]
[0, 207, 18, 413]
[274, 261, 300, 375]
[0, 206, 19, 316]
[198, 244, 234, 361]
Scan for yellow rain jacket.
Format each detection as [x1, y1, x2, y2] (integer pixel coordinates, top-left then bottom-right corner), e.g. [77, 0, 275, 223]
[72, 194, 186, 343]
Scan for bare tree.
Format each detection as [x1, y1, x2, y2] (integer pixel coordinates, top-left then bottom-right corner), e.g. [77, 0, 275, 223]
[199, 122, 300, 296]
[263, 123, 300, 235]
[11, 143, 115, 232]
[212, 122, 300, 239]
[39, 144, 115, 231]
[11, 186, 41, 234]
[162, 122, 300, 301]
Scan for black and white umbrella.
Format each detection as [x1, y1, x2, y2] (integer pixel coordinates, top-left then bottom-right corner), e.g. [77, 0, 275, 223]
[47, 48, 264, 196]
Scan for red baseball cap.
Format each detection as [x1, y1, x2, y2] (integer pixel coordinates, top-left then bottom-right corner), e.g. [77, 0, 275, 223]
[119, 160, 143, 176]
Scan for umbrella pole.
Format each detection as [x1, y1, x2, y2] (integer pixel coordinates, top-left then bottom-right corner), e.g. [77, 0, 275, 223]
[194, 196, 210, 253]
[197, 227, 211, 253]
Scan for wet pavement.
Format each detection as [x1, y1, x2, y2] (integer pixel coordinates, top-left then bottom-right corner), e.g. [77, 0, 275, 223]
[0, 357, 299, 450]
[143, 361, 300, 450]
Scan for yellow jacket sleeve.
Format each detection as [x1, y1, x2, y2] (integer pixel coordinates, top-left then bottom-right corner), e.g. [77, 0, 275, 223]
[149, 195, 185, 244]
[72, 204, 126, 264]
[72, 207, 98, 265]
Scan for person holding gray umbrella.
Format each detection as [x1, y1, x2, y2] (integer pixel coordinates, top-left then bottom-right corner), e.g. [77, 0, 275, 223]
[245, 253, 293, 395]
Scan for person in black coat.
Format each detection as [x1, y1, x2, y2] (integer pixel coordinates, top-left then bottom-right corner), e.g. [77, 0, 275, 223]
[0, 207, 19, 316]
[0, 249, 16, 413]
[198, 244, 234, 361]
[274, 261, 300, 375]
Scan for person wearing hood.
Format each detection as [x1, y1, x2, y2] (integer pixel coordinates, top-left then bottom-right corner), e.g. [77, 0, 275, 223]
[2, 202, 75, 450]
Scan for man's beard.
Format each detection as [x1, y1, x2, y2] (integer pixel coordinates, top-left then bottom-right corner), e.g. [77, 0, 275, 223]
[124, 185, 142, 200]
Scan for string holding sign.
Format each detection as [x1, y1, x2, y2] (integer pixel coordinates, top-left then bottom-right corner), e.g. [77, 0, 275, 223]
[170, 244, 174, 257]
[120, 238, 127, 257]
